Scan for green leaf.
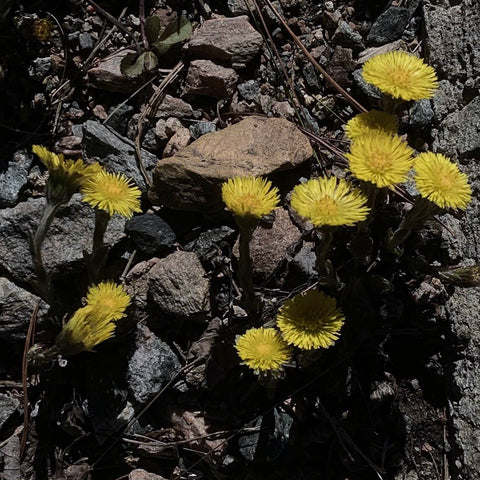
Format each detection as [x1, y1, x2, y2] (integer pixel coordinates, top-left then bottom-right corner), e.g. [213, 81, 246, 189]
[145, 15, 161, 44]
[120, 51, 158, 77]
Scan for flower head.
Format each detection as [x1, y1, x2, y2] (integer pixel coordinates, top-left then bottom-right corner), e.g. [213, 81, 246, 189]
[346, 131, 414, 188]
[414, 152, 471, 209]
[345, 110, 397, 141]
[32, 145, 101, 203]
[291, 176, 370, 227]
[81, 169, 142, 217]
[33, 18, 53, 42]
[222, 176, 280, 220]
[55, 306, 116, 355]
[276, 290, 344, 350]
[86, 281, 131, 321]
[235, 328, 291, 373]
[362, 51, 438, 101]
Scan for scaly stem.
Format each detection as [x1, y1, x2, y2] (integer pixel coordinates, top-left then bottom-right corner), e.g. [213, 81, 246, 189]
[238, 221, 259, 315]
[88, 209, 111, 283]
[315, 228, 333, 274]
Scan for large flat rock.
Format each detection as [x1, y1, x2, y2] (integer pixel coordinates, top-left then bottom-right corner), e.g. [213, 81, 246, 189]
[148, 116, 313, 213]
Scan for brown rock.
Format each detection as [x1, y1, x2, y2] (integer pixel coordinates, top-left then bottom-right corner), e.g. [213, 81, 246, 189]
[129, 469, 167, 480]
[88, 50, 147, 93]
[149, 116, 313, 213]
[184, 15, 263, 68]
[184, 59, 239, 99]
[153, 94, 193, 118]
[328, 46, 355, 87]
[163, 127, 191, 157]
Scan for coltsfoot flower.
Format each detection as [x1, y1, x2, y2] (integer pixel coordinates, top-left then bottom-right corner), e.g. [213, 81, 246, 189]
[222, 176, 280, 220]
[55, 306, 116, 355]
[277, 290, 344, 350]
[362, 50, 438, 101]
[345, 110, 397, 141]
[414, 152, 471, 209]
[291, 176, 370, 227]
[86, 281, 131, 321]
[81, 169, 142, 217]
[346, 131, 414, 188]
[235, 328, 291, 373]
[33, 18, 53, 42]
[32, 145, 101, 202]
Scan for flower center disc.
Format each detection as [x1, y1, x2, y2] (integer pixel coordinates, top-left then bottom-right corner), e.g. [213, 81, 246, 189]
[317, 196, 339, 216]
[392, 67, 413, 88]
[255, 341, 274, 357]
[370, 151, 392, 174]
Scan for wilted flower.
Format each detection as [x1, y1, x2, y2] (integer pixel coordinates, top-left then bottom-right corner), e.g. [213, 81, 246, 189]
[222, 176, 280, 220]
[86, 281, 131, 321]
[235, 328, 291, 373]
[346, 131, 414, 188]
[276, 290, 344, 350]
[81, 169, 142, 217]
[33, 18, 53, 42]
[414, 152, 471, 210]
[291, 176, 370, 227]
[345, 110, 397, 141]
[362, 50, 438, 101]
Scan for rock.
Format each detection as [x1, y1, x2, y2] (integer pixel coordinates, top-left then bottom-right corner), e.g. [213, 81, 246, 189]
[183, 16, 263, 68]
[0, 278, 47, 342]
[185, 226, 235, 259]
[105, 104, 135, 135]
[302, 64, 322, 91]
[125, 258, 160, 314]
[28, 57, 51, 81]
[367, 7, 410, 46]
[88, 50, 148, 93]
[357, 40, 407, 65]
[127, 323, 181, 405]
[129, 470, 168, 480]
[148, 250, 210, 321]
[353, 69, 382, 105]
[234, 208, 301, 282]
[184, 59, 239, 99]
[125, 213, 176, 256]
[332, 21, 365, 51]
[0, 394, 20, 430]
[237, 80, 260, 102]
[189, 121, 216, 139]
[155, 117, 183, 141]
[409, 99, 434, 129]
[423, 1, 480, 81]
[162, 127, 191, 157]
[431, 80, 464, 121]
[78, 32, 94, 51]
[154, 95, 193, 118]
[149, 116, 313, 213]
[227, 0, 254, 16]
[0, 150, 32, 208]
[290, 241, 317, 279]
[0, 195, 125, 285]
[82, 120, 157, 190]
[328, 46, 355, 87]
[433, 96, 480, 159]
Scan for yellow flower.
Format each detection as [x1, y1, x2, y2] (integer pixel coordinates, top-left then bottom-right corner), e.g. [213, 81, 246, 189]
[346, 131, 414, 188]
[414, 152, 471, 209]
[362, 51, 438, 101]
[86, 281, 131, 321]
[291, 176, 370, 227]
[81, 169, 142, 217]
[55, 306, 116, 355]
[32, 145, 101, 202]
[276, 290, 344, 350]
[235, 328, 291, 373]
[345, 110, 397, 141]
[33, 18, 53, 42]
[222, 176, 280, 220]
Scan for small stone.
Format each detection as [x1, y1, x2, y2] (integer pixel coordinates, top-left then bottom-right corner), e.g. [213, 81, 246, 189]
[148, 250, 210, 321]
[0, 394, 20, 430]
[237, 80, 260, 101]
[291, 242, 317, 279]
[28, 57, 51, 81]
[184, 15, 263, 68]
[328, 46, 355, 87]
[324, 1, 334, 12]
[0, 150, 32, 207]
[367, 7, 411, 46]
[154, 95, 193, 118]
[127, 323, 181, 405]
[78, 32, 94, 50]
[92, 104, 107, 120]
[332, 21, 365, 51]
[185, 226, 235, 259]
[352, 69, 382, 105]
[409, 99, 434, 129]
[125, 213, 176, 256]
[272, 101, 295, 118]
[164, 117, 184, 137]
[432, 80, 464, 120]
[163, 127, 191, 157]
[129, 470, 168, 480]
[105, 104, 134, 135]
[357, 39, 407, 64]
[227, 0, 255, 16]
[189, 122, 216, 139]
[184, 59, 239, 99]
[302, 64, 321, 91]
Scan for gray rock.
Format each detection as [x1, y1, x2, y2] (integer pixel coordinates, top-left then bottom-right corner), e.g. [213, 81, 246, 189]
[185, 226, 235, 259]
[423, 0, 480, 81]
[0, 394, 19, 430]
[433, 96, 480, 159]
[328, 46, 355, 87]
[125, 213, 176, 256]
[0, 278, 47, 341]
[367, 7, 410, 46]
[332, 21, 365, 51]
[353, 69, 382, 105]
[183, 16, 263, 68]
[302, 64, 321, 91]
[105, 104, 134, 135]
[127, 323, 181, 405]
[432, 80, 464, 121]
[291, 242, 316, 279]
[78, 32, 94, 51]
[238, 416, 262, 462]
[189, 121, 216, 139]
[28, 57, 51, 81]
[0, 150, 32, 207]
[184, 59, 239, 99]
[82, 120, 158, 190]
[149, 251, 210, 321]
[154, 95, 193, 119]
[237, 80, 260, 102]
[129, 470, 168, 480]
[0, 195, 125, 285]
[227, 0, 254, 16]
[409, 99, 434, 129]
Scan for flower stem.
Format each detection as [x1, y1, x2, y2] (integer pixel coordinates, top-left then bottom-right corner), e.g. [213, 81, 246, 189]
[88, 209, 111, 282]
[238, 221, 259, 315]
